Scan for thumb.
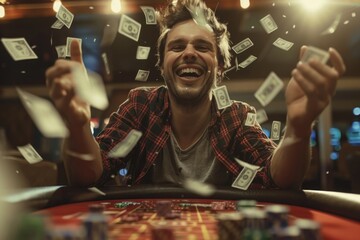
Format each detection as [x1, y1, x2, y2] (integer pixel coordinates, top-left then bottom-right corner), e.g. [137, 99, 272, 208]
[299, 45, 307, 60]
[70, 39, 83, 64]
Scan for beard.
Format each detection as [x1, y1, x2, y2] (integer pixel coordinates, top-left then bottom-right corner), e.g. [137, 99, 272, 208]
[164, 74, 215, 107]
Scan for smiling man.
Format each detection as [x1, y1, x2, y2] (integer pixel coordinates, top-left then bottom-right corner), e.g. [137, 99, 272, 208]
[45, 0, 345, 190]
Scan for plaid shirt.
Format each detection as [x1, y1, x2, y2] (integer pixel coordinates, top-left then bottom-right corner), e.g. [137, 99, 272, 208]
[96, 86, 279, 189]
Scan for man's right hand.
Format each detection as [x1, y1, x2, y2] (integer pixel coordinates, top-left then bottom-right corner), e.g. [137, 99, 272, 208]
[45, 39, 91, 128]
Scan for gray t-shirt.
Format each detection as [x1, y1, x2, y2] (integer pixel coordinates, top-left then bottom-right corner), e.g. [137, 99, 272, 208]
[151, 129, 232, 186]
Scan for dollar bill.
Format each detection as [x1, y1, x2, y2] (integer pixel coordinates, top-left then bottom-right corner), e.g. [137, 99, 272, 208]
[118, 14, 141, 42]
[1, 38, 38, 61]
[232, 38, 254, 54]
[51, 20, 64, 29]
[213, 85, 232, 110]
[101, 53, 111, 75]
[56, 4, 74, 29]
[108, 129, 143, 158]
[136, 46, 151, 60]
[235, 57, 239, 71]
[256, 109, 268, 125]
[66, 37, 82, 57]
[135, 69, 150, 82]
[301, 46, 330, 64]
[55, 45, 66, 58]
[232, 167, 257, 190]
[260, 14, 278, 34]
[232, 158, 261, 190]
[140, 6, 157, 25]
[186, 5, 212, 32]
[270, 121, 281, 140]
[72, 68, 109, 110]
[273, 37, 294, 51]
[16, 88, 69, 138]
[238, 55, 257, 68]
[254, 72, 284, 107]
[244, 112, 256, 127]
[17, 144, 43, 164]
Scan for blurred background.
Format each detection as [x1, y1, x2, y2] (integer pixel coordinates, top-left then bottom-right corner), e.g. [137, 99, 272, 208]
[0, 0, 359, 193]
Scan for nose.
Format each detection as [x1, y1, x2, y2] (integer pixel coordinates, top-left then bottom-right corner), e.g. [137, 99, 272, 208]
[182, 44, 197, 62]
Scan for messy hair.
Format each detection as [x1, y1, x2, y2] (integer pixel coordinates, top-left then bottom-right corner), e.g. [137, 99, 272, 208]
[156, 0, 231, 70]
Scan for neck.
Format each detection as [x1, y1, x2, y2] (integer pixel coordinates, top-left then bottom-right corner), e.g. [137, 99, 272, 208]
[169, 94, 212, 149]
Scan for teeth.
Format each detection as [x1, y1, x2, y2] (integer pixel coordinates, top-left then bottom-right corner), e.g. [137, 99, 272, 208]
[178, 68, 202, 76]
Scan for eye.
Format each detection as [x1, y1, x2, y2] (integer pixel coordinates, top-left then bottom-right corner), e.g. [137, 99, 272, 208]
[196, 44, 211, 52]
[171, 45, 185, 52]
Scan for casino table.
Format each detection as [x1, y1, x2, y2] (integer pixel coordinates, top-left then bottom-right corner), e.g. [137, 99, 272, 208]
[2, 185, 360, 239]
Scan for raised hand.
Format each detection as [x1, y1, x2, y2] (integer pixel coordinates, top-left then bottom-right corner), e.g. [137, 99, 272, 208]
[45, 39, 91, 128]
[285, 46, 346, 136]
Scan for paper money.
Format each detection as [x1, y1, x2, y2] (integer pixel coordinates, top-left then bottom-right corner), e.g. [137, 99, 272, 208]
[55, 45, 66, 58]
[72, 69, 109, 110]
[135, 69, 150, 82]
[301, 46, 330, 64]
[235, 57, 239, 71]
[51, 20, 64, 29]
[118, 14, 141, 42]
[140, 6, 157, 25]
[244, 112, 256, 127]
[232, 158, 261, 190]
[16, 88, 69, 138]
[56, 4, 74, 29]
[254, 72, 284, 107]
[273, 37, 294, 51]
[183, 178, 216, 197]
[136, 46, 151, 60]
[256, 109, 268, 125]
[213, 85, 232, 110]
[270, 121, 281, 140]
[260, 14, 278, 34]
[108, 129, 143, 158]
[17, 144, 43, 164]
[101, 53, 111, 75]
[66, 37, 82, 57]
[238, 55, 257, 68]
[232, 38, 254, 54]
[232, 167, 257, 190]
[186, 5, 212, 32]
[1, 38, 38, 61]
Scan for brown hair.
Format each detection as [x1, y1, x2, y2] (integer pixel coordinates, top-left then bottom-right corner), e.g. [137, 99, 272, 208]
[156, 0, 231, 71]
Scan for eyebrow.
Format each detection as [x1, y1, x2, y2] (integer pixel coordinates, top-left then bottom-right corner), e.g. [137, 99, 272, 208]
[167, 38, 215, 47]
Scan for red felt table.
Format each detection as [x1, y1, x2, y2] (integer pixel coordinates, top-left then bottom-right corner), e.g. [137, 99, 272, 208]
[20, 186, 358, 240]
[35, 198, 360, 240]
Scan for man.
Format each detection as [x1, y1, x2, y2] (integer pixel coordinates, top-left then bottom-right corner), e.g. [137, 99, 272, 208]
[45, 0, 345, 189]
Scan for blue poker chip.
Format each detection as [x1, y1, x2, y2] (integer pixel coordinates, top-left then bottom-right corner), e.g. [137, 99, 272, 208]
[119, 168, 128, 176]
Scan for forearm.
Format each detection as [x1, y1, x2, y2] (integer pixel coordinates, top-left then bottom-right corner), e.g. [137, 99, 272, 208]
[62, 123, 103, 187]
[270, 125, 312, 189]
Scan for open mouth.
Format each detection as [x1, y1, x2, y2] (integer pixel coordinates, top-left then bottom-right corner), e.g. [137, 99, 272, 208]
[176, 67, 204, 79]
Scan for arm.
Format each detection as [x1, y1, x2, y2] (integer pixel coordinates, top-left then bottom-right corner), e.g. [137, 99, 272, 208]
[45, 40, 103, 187]
[270, 46, 346, 189]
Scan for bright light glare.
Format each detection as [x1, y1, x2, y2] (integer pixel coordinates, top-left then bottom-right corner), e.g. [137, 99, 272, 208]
[301, 0, 325, 12]
[240, 0, 250, 9]
[53, 0, 62, 12]
[0, 6, 4, 18]
[111, 0, 121, 13]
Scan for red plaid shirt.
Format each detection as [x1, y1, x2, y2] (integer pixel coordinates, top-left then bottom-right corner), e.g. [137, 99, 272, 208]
[96, 86, 279, 189]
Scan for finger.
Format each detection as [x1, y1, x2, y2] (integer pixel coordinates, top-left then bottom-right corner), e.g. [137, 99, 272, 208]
[329, 47, 346, 75]
[299, 45, 307, 59]
[70, 39, 83, 64]
[48, 77, 74, 100]
[45, 59, 72, 82]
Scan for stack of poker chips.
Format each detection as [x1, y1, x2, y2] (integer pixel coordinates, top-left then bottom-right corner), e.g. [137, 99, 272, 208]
[241, 208, 271, 239]
[294, 218, 322, 240]
[216, 212, 244, 240]
[82, 204, 109, 240]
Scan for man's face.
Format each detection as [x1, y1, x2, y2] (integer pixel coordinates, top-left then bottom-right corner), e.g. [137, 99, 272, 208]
[162, 20, 218, 105]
